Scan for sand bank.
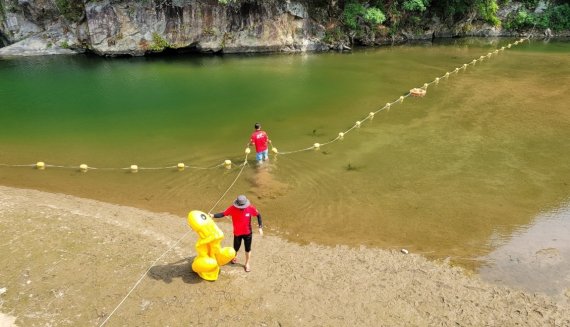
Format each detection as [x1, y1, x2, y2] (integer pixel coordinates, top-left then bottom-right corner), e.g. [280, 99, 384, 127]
[0, 186, 568, 326]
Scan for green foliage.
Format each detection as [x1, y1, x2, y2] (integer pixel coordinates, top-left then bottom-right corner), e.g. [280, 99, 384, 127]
[402, 0, 429, 12]
[150, 32, 170, 51]
[363, 7, 386, 24]
[544, 4, 570, 31]
[504, 3, 570, 31]
[476, 0, 500, 26]
[60, 40, 69, 49]
[323, 27, 344, 43]
[343, 1, 386, 30]
[343, 2, 366, 30]
[504, 9, 535, 30]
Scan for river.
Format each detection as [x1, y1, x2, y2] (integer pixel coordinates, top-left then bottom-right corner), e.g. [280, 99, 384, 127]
[1, 37, 569, 297]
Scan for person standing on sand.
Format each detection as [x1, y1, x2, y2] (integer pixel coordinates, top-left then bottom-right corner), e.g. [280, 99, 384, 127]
[248, 123, 271, 165]
[211, 195, 263, 273]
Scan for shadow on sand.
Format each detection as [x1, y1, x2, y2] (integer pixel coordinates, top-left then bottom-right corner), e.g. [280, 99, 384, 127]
[148, 257, 203, 284]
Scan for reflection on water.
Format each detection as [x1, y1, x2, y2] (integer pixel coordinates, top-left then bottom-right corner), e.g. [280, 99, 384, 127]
[479, 202, 570, 298]
[1, 38, 570, 295]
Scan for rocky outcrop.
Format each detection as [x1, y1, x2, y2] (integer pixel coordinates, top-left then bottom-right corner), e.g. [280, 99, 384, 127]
[0, 0, 567, 57]
[0, 0, 328, 56]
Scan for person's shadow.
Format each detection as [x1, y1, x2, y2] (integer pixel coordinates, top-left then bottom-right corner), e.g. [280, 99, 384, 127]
[148, 257, 203, 284]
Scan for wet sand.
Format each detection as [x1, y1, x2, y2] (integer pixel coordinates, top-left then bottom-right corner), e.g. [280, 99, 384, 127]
[0, 185, 569, 326]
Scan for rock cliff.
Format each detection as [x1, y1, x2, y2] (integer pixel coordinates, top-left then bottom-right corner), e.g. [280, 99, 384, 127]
[0, 0, 565, 57]
[0, 0, 328, 56]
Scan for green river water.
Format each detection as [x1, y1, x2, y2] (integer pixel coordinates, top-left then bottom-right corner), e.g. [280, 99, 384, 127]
[1, 38, 569, 297]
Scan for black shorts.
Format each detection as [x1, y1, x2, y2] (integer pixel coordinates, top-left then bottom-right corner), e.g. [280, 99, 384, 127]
[233, 233, 253, 252]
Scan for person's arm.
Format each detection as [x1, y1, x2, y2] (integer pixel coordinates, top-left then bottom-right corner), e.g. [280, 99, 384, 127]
[257, 213, 263, 236]
[212, 212, 224, 218]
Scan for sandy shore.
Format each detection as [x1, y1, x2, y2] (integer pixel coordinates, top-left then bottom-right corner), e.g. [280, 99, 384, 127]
[0, 186, 569, 326]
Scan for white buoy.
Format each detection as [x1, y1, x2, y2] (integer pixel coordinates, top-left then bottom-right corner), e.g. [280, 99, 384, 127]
[401, 249, 409, 254]
[79, 164, 88, 172]
[177, 163, 185, 171]
[445, 72, 450, 78]
[271, 147, 279, 154]
[471, 59, 477, 65]
[369, 112, 375, 120]
[245, 148, 251, 154]
[494, 50, 499, 54]
[313, 143, 320, 150]
[435, 77, 440, 84]
[500, 46, 505, 51]
[423, 83, 428, 90]
[399, 96, 404, 103]
[462, 64, 467, 69]
[224, 160, 232, 169]
[355, 121, 361, 128]
[130, 165, 138, 173]
[507, 44, 512, 48]
[36, 162, 45, 170]
[386, 103, 391, 110]
[338, 132, 344, 140]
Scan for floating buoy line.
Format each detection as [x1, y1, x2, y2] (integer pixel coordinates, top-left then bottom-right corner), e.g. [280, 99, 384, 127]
[0, 38, 529, 173]
[3, 38, 530, 326]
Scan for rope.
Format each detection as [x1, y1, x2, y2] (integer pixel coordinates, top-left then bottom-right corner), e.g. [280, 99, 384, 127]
[273, 38, 527, 155]
[0, 39, 528, 171]
[98, 153, 249, 326]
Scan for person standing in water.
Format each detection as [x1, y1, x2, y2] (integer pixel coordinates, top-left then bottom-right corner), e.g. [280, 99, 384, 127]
[248, 123, 271, 165]
[211, 195, 263, 272]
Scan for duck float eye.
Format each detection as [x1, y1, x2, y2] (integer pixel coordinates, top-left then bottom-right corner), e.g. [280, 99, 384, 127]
[201, 214, 207, 220]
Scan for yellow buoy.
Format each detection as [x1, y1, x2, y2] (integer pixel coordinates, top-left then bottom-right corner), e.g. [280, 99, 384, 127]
[399, 96, 404, 103]
[130, 165, 138, 173]
[445, 72, 450, 78]
[271, 147, 279, 154]
[422, 83, 428, 89]
[36, 162, 45, 170]
[79, 164, 88, 172]
[355, 121, 361, 128]
[224, 160, 232, 169]
[454, 68, 459, 73]
[479, 56, 485, 60]
[386, 102, 391, 110]
[462, 64, 467, 69]
[500, 46, 505, 51]
[493, 50, 499, 54]
[434, 77, 440, 84]
[369, 112, 375, 120]
[177, 163, 185, 171]
[507, 44, 512, 48]
[338, 132, 344, 140]
[313, 143, 320, 150]
[471, 59, 477, 65]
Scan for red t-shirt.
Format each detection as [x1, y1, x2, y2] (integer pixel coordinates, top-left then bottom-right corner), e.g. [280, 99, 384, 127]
[250, 130, 269, 152]
[223, 205, 259, 236]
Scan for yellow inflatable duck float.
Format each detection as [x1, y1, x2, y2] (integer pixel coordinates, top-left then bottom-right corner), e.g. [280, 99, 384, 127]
[187, 210, 236, 281]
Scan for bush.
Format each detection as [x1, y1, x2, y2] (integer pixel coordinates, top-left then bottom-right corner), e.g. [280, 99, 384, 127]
[476, 0, 500, 26]
[402, 0, 429, 12]
[544, 4, 570, 31]
[504, 3, 570, 31]
[150, 33, 170, 51]
[504, 9, 536, 30]
[343, 2, 386, 30]
[363, 7, 386, 25]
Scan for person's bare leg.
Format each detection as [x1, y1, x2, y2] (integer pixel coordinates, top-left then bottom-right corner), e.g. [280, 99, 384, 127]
[244, 252, 251, 272]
